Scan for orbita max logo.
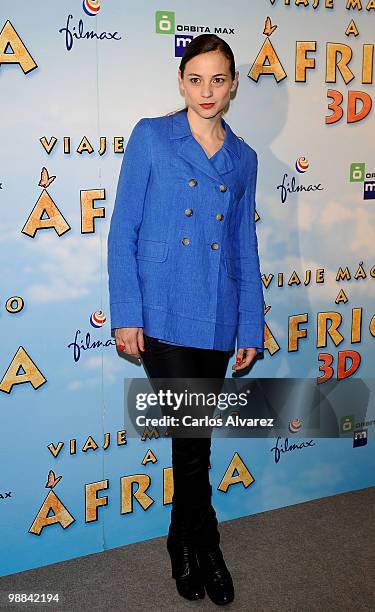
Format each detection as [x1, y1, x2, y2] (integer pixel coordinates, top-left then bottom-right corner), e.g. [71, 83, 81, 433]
[83, 0, 101, 16]
[349, 162, 375, 201]
[155, 10, 235, 58]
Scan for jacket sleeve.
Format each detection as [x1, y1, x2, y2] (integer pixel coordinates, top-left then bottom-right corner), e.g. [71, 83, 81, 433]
[234, 151, 265, 352]
[107, 118, 151, 333]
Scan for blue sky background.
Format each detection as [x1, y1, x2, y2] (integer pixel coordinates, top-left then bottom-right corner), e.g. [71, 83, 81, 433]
[0, 0, 374, 576]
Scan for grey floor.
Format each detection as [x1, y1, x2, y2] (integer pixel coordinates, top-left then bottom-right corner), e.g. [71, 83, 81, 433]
[1, 487, 374, 611]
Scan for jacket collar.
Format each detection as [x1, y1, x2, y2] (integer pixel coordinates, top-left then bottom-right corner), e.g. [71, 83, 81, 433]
[170, 108, 241, 159]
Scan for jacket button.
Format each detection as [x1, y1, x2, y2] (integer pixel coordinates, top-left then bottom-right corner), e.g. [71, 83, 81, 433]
[185, 208, 193, 217]
[188, 179, 198, 187]
[182, 237, 190, 246]
[215, 213, 224, 221]
[211, 242, 220, 250]
[219, 184, 227, 192]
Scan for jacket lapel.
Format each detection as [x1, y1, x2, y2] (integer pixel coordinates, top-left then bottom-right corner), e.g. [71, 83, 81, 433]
[176, 137, 225, 182]
[169, 110, 241, 183]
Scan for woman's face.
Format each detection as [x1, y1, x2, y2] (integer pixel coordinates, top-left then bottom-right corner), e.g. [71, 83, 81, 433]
[178, 50, 238, 118]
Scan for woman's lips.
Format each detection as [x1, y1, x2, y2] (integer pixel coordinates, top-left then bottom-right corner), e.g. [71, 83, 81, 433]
[199, 103, 215, 108]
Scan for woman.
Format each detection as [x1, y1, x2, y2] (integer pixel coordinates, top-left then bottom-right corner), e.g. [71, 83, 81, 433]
[107, 34, 265, 605]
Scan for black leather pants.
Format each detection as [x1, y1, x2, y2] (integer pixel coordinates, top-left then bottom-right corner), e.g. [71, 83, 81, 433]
[140, 334, 232, 548]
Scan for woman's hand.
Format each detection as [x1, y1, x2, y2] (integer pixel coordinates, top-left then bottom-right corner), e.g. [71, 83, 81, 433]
[115, 327, 145, 358]
[232, 347, 257, 371]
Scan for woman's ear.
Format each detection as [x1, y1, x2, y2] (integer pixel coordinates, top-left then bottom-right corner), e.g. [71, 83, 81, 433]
[231, 70, 239, 93]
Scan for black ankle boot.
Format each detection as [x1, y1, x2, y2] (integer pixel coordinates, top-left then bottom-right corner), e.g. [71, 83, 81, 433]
[196, 544, 234, 605]
[166, 537, 205, 600]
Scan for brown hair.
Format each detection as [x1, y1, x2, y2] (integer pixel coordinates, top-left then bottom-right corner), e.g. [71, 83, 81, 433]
[167, 34, 236, 116]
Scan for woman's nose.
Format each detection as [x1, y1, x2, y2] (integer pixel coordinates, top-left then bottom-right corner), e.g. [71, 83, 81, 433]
[201, 85, 213, 97]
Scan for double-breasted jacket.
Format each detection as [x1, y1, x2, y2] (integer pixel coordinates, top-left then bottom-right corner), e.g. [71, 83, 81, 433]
[107, 109, 265, 352]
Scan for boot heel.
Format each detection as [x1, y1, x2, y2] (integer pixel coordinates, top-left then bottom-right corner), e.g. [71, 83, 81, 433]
[166, 541, 178, 578]
[169, 555, 177, 579]
[166, 541, 205, 600]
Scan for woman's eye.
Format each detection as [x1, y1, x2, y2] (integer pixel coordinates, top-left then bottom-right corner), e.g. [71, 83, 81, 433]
[189, 77, 225, 84]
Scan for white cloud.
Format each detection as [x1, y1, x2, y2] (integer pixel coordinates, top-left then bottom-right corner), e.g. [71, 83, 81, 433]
[83, 355, 102, 370]
[302, 463, 343, 488]
[67, 377, 99, 391]
[275, 355, 292, 378]
[266, 318, 286, 339]
[68, 380, 83, 391]
[23, 233, 101, 304]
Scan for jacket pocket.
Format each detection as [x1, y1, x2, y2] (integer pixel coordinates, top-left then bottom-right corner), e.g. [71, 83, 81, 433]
[136, 238, 169, 262]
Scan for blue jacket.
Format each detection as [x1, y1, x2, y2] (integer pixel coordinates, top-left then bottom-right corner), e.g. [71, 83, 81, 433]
[107, 109, 264, 352]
